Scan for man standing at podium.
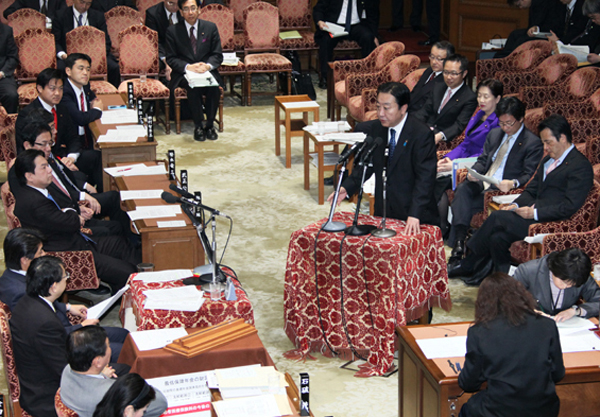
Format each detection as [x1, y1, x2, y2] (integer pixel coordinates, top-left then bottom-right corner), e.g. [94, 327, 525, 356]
[327, 81, 439, 235]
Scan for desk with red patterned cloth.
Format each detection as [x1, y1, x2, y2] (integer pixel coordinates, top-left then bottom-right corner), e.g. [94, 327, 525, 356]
[119, 269, 254, 331]
[283, 212, 451, 377]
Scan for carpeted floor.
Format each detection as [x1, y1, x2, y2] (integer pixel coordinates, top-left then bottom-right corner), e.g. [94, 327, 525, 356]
[0, 73, 479, 417]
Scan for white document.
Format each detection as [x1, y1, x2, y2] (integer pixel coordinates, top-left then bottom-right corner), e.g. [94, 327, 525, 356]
[212, 395, 289, 417]
[97, 129, 140, 143]
[557, 41, 590, 63]
[87, 285, 129, 319]
[143, 286, 205, 311]
[524, 233, 549, 244]
[489, 38, 506, 47]
[492, 194, 521, 205]
[185, 69, 218, 87]
[280, 101, 319, 109]
[222, 52, 240, 66]
[322, 132, 367, 143]
[147, 371, 211, 417]
[131, 327, 188, 351]
[120, 190, 164, 200]
[157, 220, 187, 228]
[303, 121, 350, 134]
[127, 205, 182, 221]
[132, 269, 194, 283]
[416, 336, 468, 359]
[116, 124, 148, 136]
[323, 21, 348, 37]
[466, 167, 501, 186]
[104, 163, 148, 177]
[556, 317, 597, 333]
[100, 108, 138, 125]
[558, 329, 600, 353]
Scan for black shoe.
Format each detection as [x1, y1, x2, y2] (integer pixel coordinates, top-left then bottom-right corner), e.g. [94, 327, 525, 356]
[451, 240, 465, 258]
[447, 262, 473, 278]
[324, 175, 334, 186]
[388, 25, 402, 32]
[418, 38, 434, 46]
[461, 259, 493, 286]
[205, 126, 218, 141]
[194, 126, 206, 142]
[318, 78, 327, 89]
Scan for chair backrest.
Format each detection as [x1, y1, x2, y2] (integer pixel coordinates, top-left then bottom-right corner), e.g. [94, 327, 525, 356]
[401, 68, 426, 91]
[1, 180, 21, 230]
[55, 388, 79, 417]
[0, 0, 12, 24]
[66, 26, 107, 77]
[118, 24, 159, 75]
[0, 301, 21, 407]
[371, 41, 405, 72]
[0, 124, 16, 168]
[199, 4, 234, 51]
[277, 0, 311, 29]
[105, 6, 141, 52]
[382, 54, 421, 83]
[46, 250, 100, 292]
[14, 28, 56, 80]
[534, 53, 578, 85]
[243, 2, 279, 51]
[562, 67, 600, 99]
[136, 0, 162, 23]
[587, 136, 600, 166]
[7, 8, 46, 37]
[229, 0, 257, 31]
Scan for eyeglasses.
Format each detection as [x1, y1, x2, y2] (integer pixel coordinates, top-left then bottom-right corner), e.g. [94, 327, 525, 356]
[429, 54, 445, 62]
[498, 119, 517, 127]
[34, 140, 55, 148]
[62, 273, 70, 281]
[165, 1, 176, 4]
[442, 70, 463, 77]
[182, 6, 197, 12]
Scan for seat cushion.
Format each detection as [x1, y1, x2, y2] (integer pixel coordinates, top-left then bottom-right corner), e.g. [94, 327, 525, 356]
[244, 53, 292, 72]
[280, 31, 317, 50]
[220, 61, 246, 74]
[118, 79, 169, 99]
[334, 80, 345, 104]
[348, 95, 363, 120]
[17, 83, 38, 106]
[90, 80, 118, 95]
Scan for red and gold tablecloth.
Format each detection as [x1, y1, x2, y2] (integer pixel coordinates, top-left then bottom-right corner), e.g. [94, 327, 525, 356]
[283, 212, 451, 377]
[119, 268, 254, 330]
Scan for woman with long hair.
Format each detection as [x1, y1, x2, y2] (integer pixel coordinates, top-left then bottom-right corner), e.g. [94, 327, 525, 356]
[458, 272, 565, 417]
[93, 373, 156, 417]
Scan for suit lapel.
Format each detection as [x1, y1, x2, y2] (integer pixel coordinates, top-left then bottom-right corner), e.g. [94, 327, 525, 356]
[438, 84, 465, 117]
[388, 119, 411, 171]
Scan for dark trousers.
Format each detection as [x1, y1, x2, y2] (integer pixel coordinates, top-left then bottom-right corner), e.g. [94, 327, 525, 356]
[0, 76, 18, 113]
[76, 149, 103, 190]
[392, 0, 404, 27]
[95, 190, 131, 237]
[183, 81, 220, 129]
[450, 180, 486, 228]
[90, 235, 139, 294]
[410, 0, 440, 40]
[107, 53, 121, 88]
[495, 29, 533, 59]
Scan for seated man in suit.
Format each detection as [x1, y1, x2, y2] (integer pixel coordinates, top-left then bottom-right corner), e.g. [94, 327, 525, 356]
[91, 0, 136, 13]
[328, 82, 439, 235]
[61, 326, 168, 417]
[546, 0, 587, 44]
[3, 0, 65, 21]
[448, 97, 543, 263]
[313, 0, 379, 89]
[0, 23, 18, 113]
[514, 248, 600, 321]
[145, 0, 181, 77]
[449, 114, 594, 283]
[413, 54, 478, 146]
[0, 228, 129, 360]
[408, 40, 454, 113]
[12, 149, 139, 293]
[166, 0, 223, 142]
[52, 0, 121, 87]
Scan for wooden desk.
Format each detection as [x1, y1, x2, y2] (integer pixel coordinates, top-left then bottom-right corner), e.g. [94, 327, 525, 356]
[303, 130, 342, 205]
[397, 322, 600, 417]
[89, 93, 158, 192]
[113, 163, 204, 270]
[274, 95, 319, 169]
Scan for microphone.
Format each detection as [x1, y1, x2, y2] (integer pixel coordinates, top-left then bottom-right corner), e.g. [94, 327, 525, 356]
[337, 140, 367, 165]
[355, 136, 374, 162]
[361, 137, 384, 162]
[169, 183, 194, 199]
[161, 192, 227, 217]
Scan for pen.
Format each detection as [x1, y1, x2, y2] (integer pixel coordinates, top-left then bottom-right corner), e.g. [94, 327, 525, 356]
[117, 168, 132, 172]
[447, 360, 457, 374]
[456, 362, 462, 372]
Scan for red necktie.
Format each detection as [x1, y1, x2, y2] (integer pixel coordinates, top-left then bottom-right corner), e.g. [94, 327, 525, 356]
[425, 72, 434, 84]
[51, 174, 70, 197]
[190, 26, 197, 54]
[439, 89, 452, 112]
[80, 92, 89, 148]
[51, 107, 58, 129]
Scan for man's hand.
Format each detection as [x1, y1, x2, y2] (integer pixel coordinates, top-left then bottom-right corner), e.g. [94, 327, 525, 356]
[80, 205, 94, 220]
[165, 62, 173, 81]
[403, 216, 420, 236]
[497, 179, 514, 193]
[374, 37, 380, 47]
[84, 183, 97, 194]
[500, 203, 517, 211]
[82, 318, 100, 326]
[526, 26, 539, 37]
[437, 157, 452, 173]
[90, 97, 104, 110]
[317, 21, 328, 30]
[515, 205, 535, 219]
[587, 53, 600, 64]
[84, 194, 101, 214]
[78, 215, 85, 227]
[69, 304, 88, 318]
[61, 157, 77, 171]
[434, 132, 444, 144]
[327, 187, 348, 206]
[187, 62, 211, 73]
[554, 308, 576, 322]
[467, 172, 479, 182]
[102, 365, 117, 379]
[546, 30, 559, 43]
[59, 52, 67, 60]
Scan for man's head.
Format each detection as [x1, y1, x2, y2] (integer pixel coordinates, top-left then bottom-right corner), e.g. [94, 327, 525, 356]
[495, 96, 525, 136]
[538, 114, 573, 160]
[25, 255, 67, 298]
[507, 0, 532, 8]
[179, 0, 199, 25]
[376, 82, 410, 127]
[164, 0, 178, 14]
[430, 41, 455, 73]
[67, 326, 110, 373]
[583, 0, 600, 24]
[15, 149, 52, 188]
[36, 69, 64, 107]
[442, 54, 468, 89]
[547, 248, 591, 288]
[22, 121, 55, 160]
[65, 53, 92, 89]
[4, 228, 45, 271]
[73, 0, 92, 15]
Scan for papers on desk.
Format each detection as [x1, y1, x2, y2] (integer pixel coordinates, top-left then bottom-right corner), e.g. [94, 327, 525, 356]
[303, 121, 350, 134]
[322, 132, 366, 143]
[558, 324, 600, 353]
[116, 124, 147, 137]
[104, 164, 167, 177]
[132, 269, 194, 283]
[280, 100, 319, 109]
[127, 205, 182, 221]
[222, 52, 240, 66]
[279, 30, 302, 40]
[131, 327, 189, 351]
[466, 167, 500, 186]
[147, 371, 211, 417]
[120, 189, 163, 200]
[323, 21, 348, 38]
[157, 220, 187, 228]
[213, 394, 291, 417]
[86, 285, 129, 319]
[557, 41, 590, 63]
[481, 38, 506, 49]
[417, 336, 467, 359]
[185, 68, 219, 87]
[96, 129, 140, 143]
[143, 286, 205, 311]
[492, 194, 521, 205]
[100, 108, 138, 125]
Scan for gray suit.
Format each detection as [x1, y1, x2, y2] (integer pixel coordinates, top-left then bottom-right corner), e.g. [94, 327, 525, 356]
[60, 365, 168, 417]
[514, 255, 600, 317]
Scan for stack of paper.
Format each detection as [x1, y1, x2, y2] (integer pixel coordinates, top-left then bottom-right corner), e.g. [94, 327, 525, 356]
[104, 164, 167, 177]
[100, 108, 138, 125]
[557, 41, 590, 63]
[97, 129, 140, 143]
[143, 286, 205, 311]
[147, 371, 212, 417]
[279, 30, 302, 40]
[127, 205, 182, 221]
[131, 327, 188, 351]
[185, 68, 218, 87]
[323, 21, 348, 38]
[222, 52, 240, 66]
[491, 194, 521, 205]
[132, 269, 194, 283]
[87, 285, 129, 319]
[303, 121, 349, 134]
[322, 132, 366, 143]
[120, 190, 164, 200]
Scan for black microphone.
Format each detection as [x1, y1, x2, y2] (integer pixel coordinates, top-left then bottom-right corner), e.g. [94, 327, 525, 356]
[161, 192, 227, 217]
[337, 139, 370, 165]
[355, 136, 374, 162]
[169, 183, 194, 199]
[361, 137, 384, 162]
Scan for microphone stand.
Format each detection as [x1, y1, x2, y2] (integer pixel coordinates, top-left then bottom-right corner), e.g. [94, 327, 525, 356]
[345, 155, 377, 236]
[322, 160, 349, 232]
[371, 147, 396, 238]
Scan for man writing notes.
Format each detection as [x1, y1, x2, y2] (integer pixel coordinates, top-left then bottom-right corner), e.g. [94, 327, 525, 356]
[327, 82, 439, 235]
[166, 0, 223, 142]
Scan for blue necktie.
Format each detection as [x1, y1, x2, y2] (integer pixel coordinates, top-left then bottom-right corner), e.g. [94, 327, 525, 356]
[389, 128, 397, 162]
[344, 0, 352, 33]
[46, 192, 95, 243]
[78, 14, 84, 27]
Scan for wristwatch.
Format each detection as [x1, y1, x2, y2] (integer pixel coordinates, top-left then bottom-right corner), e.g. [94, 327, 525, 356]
[572, 305, 582, 317]
[512, 179, 518, 189]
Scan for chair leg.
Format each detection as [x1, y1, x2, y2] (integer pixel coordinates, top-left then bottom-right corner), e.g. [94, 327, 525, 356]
[287, 71, 291, 96]
[335, 100, 341, 121]
[241, 74, 246, 106]
[219, 89, 224, 132]
[175, 98, 181, 135]
[247, 73, 252, 106]
[164, 99, 170, 134]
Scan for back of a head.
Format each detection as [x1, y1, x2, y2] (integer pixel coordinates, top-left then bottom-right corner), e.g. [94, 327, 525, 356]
[4, 228, 43, 271]
[433, 40, 455, 57]
[547, 248, 591, 287]
[377, 81, 411, 108]
[25, 255, 64, 297]
[93, 373, 156, 417]
[67, 326, 108, 372]
[538, 113, 573, 143]
[495, 96, 526, 120]
[583, 0, 600, 16]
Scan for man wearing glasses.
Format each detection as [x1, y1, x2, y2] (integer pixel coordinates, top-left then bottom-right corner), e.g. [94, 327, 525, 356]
[447, 97, 542, 267]
[413, 54, 477, 146]
[145, 0, 181, 78]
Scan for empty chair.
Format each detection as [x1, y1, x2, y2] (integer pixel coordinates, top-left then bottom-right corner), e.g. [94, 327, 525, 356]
[6, 8, 45, 37]
[104, 5, 140, 57]
[476, 40, 552, 82]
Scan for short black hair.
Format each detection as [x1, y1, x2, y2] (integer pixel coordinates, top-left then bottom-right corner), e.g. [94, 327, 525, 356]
[377, 81, 411, 107]
[94, 374, 156, 417]
[583, 0, 600, 15]
[25, 255, 65, 297]
[495, 96, 526, 120]
[476, 78, 503, 98]
[24, 108, 54, 126]
[67, 326, 108, 372]
[36, 68, 63, 89]
[538, 114, 573, 143]
[547, 248, 591, 287]
[4, 228, 44, 271]
[178, 0, 199, 10]
[65, 53, 92, 69]
[14, 149, 45, 187]
[443, 54, 468, 72]
[21, 121, 53, 148]
[433, 40, 455, 57]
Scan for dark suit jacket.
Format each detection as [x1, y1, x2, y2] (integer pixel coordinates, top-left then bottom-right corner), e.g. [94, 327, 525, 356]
[165, 18, 223, 89]
[90, 0, 136, 14]
[514, 255, 600, 317]
[413, 81, 478, 142]
[10, 294, 68, 417]
[458, 314, 564, 417]
[560, 0, 587, 44]
[15, 98, 81, 157]
[52, 7, 111, 56]
[471, 126, 543, 187]
[408, 67, 444, 113]
[529, 0, 565, 33]
[61, 78, 102, 135]
[4, 0, 65, 20]
[0, 23, 18, 78]
[145, 3, 182, 59]
[514, 146, 594, 222]
[342, 116, 439, 225]
[313, 0, 379, 36]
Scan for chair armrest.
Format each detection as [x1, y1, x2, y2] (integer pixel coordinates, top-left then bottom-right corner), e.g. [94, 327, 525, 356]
[541, 228, 600, 262]
[482, 188, 524, 221]
[543, 101, 600, 120]
[332, 57, 374, 82]
[520, 85, 564, 110]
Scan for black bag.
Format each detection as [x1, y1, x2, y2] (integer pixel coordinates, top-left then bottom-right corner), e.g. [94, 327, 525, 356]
[279, 51, 316, 100]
